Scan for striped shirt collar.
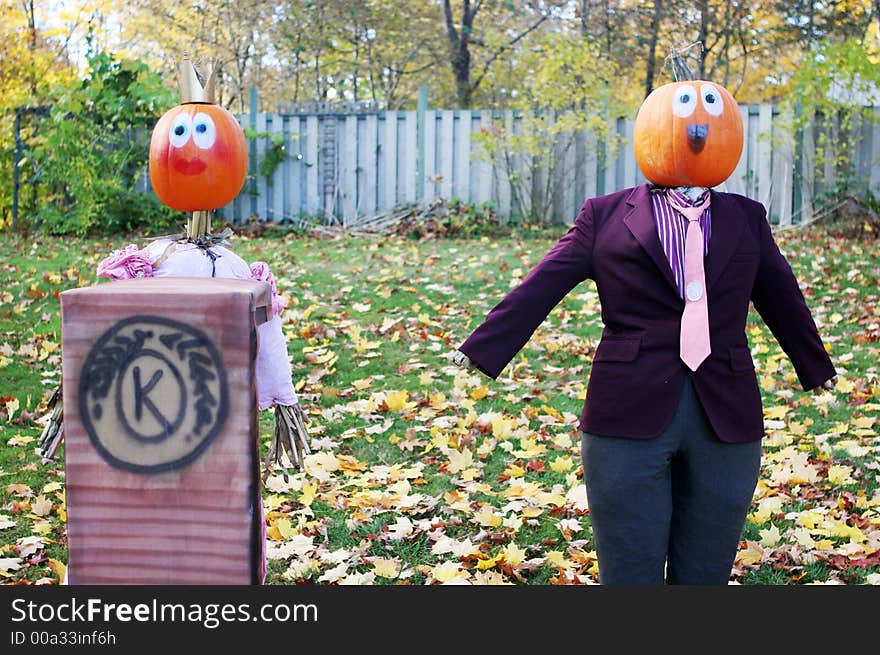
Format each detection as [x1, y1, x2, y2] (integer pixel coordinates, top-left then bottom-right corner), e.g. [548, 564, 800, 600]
[666, 186, 710, 207]
[649, 187, 713, 298]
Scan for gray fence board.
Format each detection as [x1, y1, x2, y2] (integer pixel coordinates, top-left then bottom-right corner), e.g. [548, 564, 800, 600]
[401, 112, 417, 205]
[454, 111, 471, 201]
[381, 111, 397, 209]
[422, 110, 436, 202]
[872, 107, 880, 195]
[255, 112, 268, 221]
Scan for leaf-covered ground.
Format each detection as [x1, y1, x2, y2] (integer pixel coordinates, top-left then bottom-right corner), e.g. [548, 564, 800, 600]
[0, 224, 878, 585]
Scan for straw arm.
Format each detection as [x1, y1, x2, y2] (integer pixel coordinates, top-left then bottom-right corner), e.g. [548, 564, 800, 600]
[263, 403, 312, 482]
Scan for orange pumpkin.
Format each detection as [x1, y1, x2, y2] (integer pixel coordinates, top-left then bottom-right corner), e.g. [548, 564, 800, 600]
[149, 103, 247, 212]
[633, 81, 743, 188]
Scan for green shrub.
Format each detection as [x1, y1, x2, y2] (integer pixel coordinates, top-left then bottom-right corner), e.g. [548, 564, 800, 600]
[24, 44, 174, 235]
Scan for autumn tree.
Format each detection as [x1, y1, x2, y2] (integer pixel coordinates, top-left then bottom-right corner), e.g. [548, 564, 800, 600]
[272, 0, 438, 109]
[439, 0, 567, 108]
[0, 0, 79, 224]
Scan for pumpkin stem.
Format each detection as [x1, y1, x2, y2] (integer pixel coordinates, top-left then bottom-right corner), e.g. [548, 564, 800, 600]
[666, 42, 702, 82]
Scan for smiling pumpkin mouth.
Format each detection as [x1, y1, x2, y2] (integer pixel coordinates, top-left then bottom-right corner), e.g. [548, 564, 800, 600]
[172, 157, 207, 176]
[687, 124, 708, 153]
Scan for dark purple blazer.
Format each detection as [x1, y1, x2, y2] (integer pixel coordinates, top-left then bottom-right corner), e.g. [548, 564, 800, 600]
[459, 184, 836, 443]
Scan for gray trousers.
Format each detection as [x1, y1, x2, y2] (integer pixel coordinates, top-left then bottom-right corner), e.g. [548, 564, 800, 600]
[581, 376, 762, 585]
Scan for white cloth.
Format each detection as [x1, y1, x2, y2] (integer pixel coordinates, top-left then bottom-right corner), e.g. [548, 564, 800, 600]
[143, 239, 298, 409]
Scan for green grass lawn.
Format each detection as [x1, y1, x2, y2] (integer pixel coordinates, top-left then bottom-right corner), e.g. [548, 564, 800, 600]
[1, 224, 878, 585]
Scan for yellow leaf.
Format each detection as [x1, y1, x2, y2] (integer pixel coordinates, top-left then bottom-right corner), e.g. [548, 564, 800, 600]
[305, 451, 340, 474]
[521, 506, 543, 518]
[798, 511, 826, 532]
[446, 448, 474, 475]
[852, 416, 876, 429]
[536, 492, 566, 508]
[748, 495, 786, 524]
[788, 421, 808, 436]
[267, 518, 296, 541]
[791, 528, 816, 549]
[474, 505, 503, 527]
[759, 524, 782, 547]
[385, 390, 409, 411]
[827, 465, 855, 485]
[544, 550, 573, 571]
[432, 561, 465, 583]
[311, 349, 336, 364]
[41, 482, 62, 494]
[429, 393, 448, 410]
[470, 386, 489, 401]
[299, 484, 317, 507]
[764, 405, 789, 420]
[504, 464, 525, 479]
[835, 377, 856, 393]
[459, 467, 480, 481]
[4, 397, 19, 420]
[503, 543, 526, 567]
[736, 541, 764, 566]
[372, 558, 400, 579]
[550, 456, 574, 473]
[263, 494, 286, 511]
[491, 415, 514, 440]
[829, 521, 865, 543]
[31, 495, 52, 517]
[47, 559, 66, 582]
[475, 553, 504, 570]
[760, 375, 776, 392]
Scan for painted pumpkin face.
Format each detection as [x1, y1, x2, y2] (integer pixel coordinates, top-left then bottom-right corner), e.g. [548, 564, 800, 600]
[633, 81, 743, 188]
[149, 103, 247, 212]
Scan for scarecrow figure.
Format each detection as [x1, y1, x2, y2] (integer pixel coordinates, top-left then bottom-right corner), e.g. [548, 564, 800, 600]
[452, 47, 836, 584]
[40, 57, 309, 482]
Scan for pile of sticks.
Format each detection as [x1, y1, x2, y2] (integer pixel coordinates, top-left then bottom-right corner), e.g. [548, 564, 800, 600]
[311, 197, 450, 236]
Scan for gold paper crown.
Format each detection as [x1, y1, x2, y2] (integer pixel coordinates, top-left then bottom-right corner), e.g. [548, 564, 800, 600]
[178, 54, 217, 103]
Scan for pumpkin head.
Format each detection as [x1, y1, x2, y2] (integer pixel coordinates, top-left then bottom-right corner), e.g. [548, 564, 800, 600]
[633, 81, 743, 188]
[149, 102, 247, 212]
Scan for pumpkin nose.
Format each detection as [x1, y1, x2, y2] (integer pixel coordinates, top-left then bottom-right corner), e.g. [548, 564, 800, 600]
[687, 124, 708, 153]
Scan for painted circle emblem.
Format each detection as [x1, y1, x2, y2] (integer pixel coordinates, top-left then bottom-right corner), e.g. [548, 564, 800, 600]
[78, 316, 228, 473]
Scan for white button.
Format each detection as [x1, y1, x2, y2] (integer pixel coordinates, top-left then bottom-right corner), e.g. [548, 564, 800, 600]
[686, 280, 703, 302]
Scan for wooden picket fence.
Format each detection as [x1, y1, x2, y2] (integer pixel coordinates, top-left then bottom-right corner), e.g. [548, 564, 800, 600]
[224, 104, 880, 227]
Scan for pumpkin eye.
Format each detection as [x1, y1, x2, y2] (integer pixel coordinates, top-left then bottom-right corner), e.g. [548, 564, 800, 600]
[672, 85, 698, 118]
[700, 84, 724, 117]
[169, 114, 193, 148]
[192, 113, 217, 149]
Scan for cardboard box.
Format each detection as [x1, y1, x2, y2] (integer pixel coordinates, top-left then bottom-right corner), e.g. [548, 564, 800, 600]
[61, 277, 270, 584]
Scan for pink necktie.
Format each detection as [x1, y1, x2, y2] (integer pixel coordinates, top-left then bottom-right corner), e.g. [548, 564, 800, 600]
[667, 192, 711, 371]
